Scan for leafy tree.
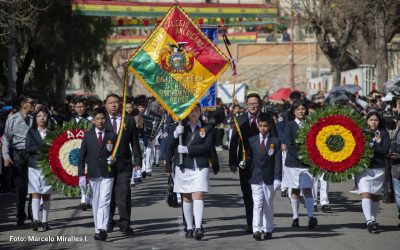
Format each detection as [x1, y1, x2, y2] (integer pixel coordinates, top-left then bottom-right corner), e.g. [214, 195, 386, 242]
[0, 0, 111, 103]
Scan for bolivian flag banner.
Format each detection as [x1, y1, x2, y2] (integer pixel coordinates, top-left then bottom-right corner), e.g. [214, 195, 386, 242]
[128, 4, 229, 121]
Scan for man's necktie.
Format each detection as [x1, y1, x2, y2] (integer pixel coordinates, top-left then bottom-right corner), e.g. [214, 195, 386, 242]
[260, 136, 266, 154]
[112, 116, 117, 133]
[24, 115, 31, 126]
[97, 131, 103, 146]
[250, 115, 258, 136]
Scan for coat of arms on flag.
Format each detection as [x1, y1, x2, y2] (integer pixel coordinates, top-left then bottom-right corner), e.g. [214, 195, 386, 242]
[128, 4, 229, 121]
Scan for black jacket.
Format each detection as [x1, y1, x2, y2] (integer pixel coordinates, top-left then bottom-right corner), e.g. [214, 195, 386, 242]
[284, 120, 308, 169]
[25, 128, 45, 169]
[78, 127, 117, 178]
[105, 115, 142, 172]
[246, 134, 282, 185]
[369, 129, 390, 169]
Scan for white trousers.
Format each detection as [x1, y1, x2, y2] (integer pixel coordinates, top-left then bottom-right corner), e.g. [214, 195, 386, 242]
[251, 183, 275, 233]
[89, 177, 114, 233]
[143, 139, 155, 173]
[313, 175, 329, 205]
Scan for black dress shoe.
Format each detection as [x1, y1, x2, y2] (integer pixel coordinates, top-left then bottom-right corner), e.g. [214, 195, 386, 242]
[252, 231, 262, 241]
[321, 205, 332, 213]
[194, 228, 204, 240]
[308, 217, 318, 230]
[367, 221, 375, 233]
[119, 226, 134, 235]
[142, 172, 147, 178]
[80, 203, 88, 211]
[281, 190, 288, 197]
[99, 229, 107, 241]
[27, 214, 33, 221]
[31, 220, 39, 231]
[292, 218, 299, 227]
[264, 232, 272, 240]
[107, 223, 114, 233]
[146, 172, 152, 177]
[313, 205, 318, 212]
[41, 222, 50, 232]
[94, 233, 100, 241]
[185, 229, 194, 239]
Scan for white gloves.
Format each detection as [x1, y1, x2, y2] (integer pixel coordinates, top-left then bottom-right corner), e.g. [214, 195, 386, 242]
[173, 125, 184, 138]
[273, 179, 281, 191]
[79, 176, 86, 190]
[239, 161, 246, 169]
[178, 145, 188, 154]
[107, 156, 113, 165]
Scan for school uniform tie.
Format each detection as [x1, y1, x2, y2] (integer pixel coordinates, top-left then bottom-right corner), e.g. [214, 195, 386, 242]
[111, 116, 117, 133]
[260, 136, 266, 154]
[250, 114, 258, 136]
[97, 131, 103, 146]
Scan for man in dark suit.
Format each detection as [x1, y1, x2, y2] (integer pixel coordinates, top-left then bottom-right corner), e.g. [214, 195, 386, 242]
[78, 108, 116, 241]
[105, 94, 142, 235]
[229, 93, 264, 233]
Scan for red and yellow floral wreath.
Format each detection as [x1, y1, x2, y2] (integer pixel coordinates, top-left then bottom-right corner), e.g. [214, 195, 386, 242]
[297, 106, 374, 182]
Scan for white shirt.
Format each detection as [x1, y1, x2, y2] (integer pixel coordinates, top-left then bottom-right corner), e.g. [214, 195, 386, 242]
[38, 128, 47, 140]
[109, 114, 122, 133]
[95, 128, 105, 141]
[247, 112, 259, 126]
[295, 118, 302, 127]
[259, 133, 269, 147]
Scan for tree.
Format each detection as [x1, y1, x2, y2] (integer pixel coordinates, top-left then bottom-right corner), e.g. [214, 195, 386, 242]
[0, 0, 111, 103]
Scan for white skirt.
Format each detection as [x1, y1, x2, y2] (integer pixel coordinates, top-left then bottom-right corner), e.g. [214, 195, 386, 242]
[28, 168, 52, 194]
[284, 167, 313, 189]
[174, 166, 209, 193]
[355, 168, 385, 195]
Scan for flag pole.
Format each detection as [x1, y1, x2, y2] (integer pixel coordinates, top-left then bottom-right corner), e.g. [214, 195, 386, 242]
[178, 120, 184, 165]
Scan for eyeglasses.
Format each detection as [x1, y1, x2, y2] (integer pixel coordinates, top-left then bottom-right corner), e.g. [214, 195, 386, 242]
[247, 103, 259, 107]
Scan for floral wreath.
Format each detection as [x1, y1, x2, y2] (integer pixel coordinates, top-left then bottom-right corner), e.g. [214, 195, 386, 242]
[297, 106, 374, 182]
[37, 120, 91, 197]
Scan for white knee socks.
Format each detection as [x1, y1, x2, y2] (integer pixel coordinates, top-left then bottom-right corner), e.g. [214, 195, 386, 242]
[362, 198, 372, 222]
[305, 197, 314, 218]
[290, 197, 299, 219]
[42, 201, 50, 223]
[183, 201, 193, 230]
[371, 201, 380, 222]
[32, 198, 40, 221]
[193, 200, 204, 229]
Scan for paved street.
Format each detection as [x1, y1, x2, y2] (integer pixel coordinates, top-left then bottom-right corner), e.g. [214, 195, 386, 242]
[0, 150, 399, 250]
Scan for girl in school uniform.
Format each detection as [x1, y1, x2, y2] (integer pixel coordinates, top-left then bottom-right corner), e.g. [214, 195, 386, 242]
[25, 108, 53, 231]
[356, 111, 389, 233]
[284, 101, 318, 229]
[165, 104, 216, 240]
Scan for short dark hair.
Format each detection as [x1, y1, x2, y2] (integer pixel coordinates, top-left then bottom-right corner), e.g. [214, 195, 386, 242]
[92, 107, 107, 118]
[289, 91, 301, 101]
[75, 98, 86, 105]
[105, 93, 121, 103]
[246, 93, 261, 104]
[31, 107, 51, 129]
[257, 112, 277, 136]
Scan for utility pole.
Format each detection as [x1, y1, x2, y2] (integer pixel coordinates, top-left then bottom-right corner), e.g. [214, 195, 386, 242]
[290, 0, 296, 89]
[7, 2, 17, 98]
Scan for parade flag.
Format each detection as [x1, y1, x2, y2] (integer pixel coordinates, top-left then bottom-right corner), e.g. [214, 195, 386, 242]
[128, 4, 229, 121]
[200, 27, 218, 110]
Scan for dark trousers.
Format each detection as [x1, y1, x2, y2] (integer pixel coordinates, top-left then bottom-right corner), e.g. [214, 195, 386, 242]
[11, 150, 29, 220]
[384, 160, 395, 201]
[109, 170, 132, 228]
[216, 128, 224, 146]
[0, 163, 13, 192]
[239, 167, 253, 228]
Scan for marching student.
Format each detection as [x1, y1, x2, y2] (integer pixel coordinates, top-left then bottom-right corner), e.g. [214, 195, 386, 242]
[241, 113, 281, 240]
[70, 98, 92, 211]
[165, 104, 215, 240]
[284, 100, 318, 229]
[356, 111, 389, 233]
[25, 108, 53, 231]
[78, 108, 117, 241]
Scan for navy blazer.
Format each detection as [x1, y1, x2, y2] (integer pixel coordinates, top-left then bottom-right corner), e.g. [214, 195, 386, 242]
[284, 120, 308, 168]
[78, 127, 117, 178]
[369, 128, 390, 169]
[245, 134, 282, 185]
[165, 121, 215, 172]
[105, 115, 142, 172]
[25, 128, 45, 169]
